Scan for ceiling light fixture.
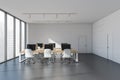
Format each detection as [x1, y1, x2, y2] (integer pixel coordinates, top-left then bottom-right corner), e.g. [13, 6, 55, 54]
[23, 12, 76, 19]
[23, 12, 76, 15]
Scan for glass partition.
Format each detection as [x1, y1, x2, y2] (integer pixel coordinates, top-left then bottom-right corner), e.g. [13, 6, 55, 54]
[21, 21, 25, 51]
[15, 19, 20, 57]
[0, 9, 26, 63]
[0, 10, 5, 62]
[7, 14, 14, 60]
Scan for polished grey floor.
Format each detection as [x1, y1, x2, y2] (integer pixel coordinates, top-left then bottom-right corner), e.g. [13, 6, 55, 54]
[0, 54, 120, 80]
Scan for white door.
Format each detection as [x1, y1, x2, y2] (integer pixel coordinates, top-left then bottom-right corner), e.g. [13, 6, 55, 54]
[78, 36, 87, 53]
[107, 33, 113, 60]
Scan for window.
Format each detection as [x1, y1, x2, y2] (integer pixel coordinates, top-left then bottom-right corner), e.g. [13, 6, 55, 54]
[15, 19, 20, 57]
[7, 14, 14, 60]
[21, 22, 25, 51]
[0, 10, 5, 62]
[0, 9, 26, 63]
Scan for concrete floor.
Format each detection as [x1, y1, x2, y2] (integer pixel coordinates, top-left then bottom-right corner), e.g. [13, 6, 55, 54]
[0, 54, 120, 80]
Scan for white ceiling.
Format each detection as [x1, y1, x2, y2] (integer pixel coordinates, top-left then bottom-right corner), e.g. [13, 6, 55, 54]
[0, 0, 120, 23]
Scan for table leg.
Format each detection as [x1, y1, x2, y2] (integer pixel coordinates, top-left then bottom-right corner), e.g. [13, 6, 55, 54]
[75, 53, 79, 62]
[19, 52, 22, 63]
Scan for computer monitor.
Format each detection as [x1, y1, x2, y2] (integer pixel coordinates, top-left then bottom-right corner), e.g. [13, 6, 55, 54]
[61, 43, 68, 50]
[66, 44, 71, 49]
[44, 44, 50, 49]
[61, 43, 71, 50]
[27, 44, 36, 50]
[37, 43, 43, 48]
[49, 43, 55, 49]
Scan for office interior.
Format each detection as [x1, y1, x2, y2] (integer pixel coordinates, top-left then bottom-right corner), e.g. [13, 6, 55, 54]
[0, 0, 120, 80]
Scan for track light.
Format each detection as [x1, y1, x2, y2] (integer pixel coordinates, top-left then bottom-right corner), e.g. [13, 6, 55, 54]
[23, 12, 76, 19]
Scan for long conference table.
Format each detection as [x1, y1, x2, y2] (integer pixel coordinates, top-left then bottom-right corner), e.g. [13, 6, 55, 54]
[19, 48, 79, 63]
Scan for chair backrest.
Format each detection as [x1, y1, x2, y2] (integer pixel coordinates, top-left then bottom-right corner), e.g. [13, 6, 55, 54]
[62, 49, 71, 58]
[44, 49, 52, 58]
[25, 49, 33, 58]
[27, 44, 36, 50]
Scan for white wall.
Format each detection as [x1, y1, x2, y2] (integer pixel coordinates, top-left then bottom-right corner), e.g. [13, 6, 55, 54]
[93, 9, 120, 64]
[28, 23, 92, 53]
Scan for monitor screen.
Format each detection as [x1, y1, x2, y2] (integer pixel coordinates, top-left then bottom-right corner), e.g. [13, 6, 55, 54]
[44, 44, 50, 49]
[37, 43, 43, 48]
[61, 43, 71, 50]
[49, 43, 55, 48]
[27, 44, 36, 50]
[66, 44, 71, 49]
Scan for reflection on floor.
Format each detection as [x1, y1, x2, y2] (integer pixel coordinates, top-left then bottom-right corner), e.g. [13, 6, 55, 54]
[0, 54, 120, 80]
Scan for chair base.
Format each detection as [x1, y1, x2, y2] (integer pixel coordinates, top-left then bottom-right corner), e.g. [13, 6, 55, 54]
[61, 58, 74, 64]
[25, 58, 36, 64]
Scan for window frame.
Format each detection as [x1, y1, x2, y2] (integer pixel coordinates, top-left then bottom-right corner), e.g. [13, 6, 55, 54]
[0, 9, 27, 63]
